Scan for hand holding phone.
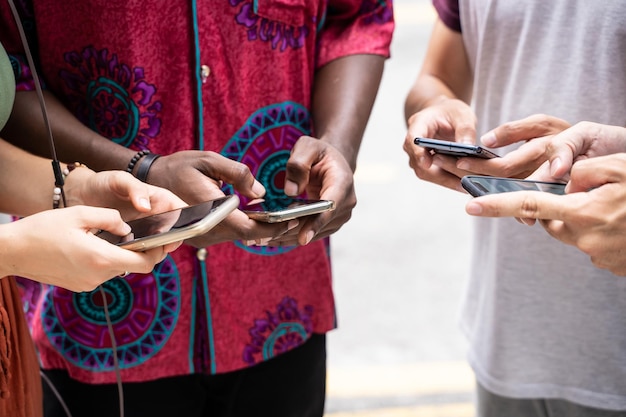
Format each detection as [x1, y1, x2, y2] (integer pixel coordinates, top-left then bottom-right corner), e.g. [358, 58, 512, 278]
[461, 175, 566, 197]
[97, 195, 239, 251]
[414, 137, 499, 159]
[241, 198, 335, 223]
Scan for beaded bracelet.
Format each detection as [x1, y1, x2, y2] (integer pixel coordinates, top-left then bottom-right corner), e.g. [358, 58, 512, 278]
[53, 162, 87, 209]
[126, 150, 151, 174]
[134, 152, 161, 183]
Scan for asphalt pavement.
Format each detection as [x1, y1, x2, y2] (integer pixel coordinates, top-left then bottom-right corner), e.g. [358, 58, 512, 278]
[325, 2, 476, 415]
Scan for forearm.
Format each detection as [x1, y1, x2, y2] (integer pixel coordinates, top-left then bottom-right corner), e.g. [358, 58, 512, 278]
[0, 138, 56, 216]
[2, 90, 136, 171]
[403, 19, 473, 122]
[312, 54, 385, 171]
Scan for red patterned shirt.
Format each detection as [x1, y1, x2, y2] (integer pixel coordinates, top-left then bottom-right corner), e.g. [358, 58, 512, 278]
[0, 0, 393, 383]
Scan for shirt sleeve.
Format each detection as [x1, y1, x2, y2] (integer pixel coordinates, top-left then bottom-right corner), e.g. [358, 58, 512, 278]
[316, 0, 395, 69]
[433, 0, 461, 33]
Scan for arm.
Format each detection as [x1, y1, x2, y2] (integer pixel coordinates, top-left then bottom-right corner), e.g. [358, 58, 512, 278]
[279, 54, 384, 246]
[402, 18, 476, 191]
[465, 153, 626, 276]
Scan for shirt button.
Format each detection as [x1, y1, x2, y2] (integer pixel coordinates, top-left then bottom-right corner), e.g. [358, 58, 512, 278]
[201, 65, 210, 84]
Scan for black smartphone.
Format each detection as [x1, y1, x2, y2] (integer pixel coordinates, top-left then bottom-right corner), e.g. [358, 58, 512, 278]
[414, 137, 499, 159]
[461, 175, 566, 197]
[241, 198, 335, 223]
[97, 195, 240, 251]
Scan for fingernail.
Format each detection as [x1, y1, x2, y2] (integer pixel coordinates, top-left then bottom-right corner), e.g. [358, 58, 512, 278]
[304, 230, 315, 245]
[481, 132, 496, 147]
[284, 180, 298, 196]
[287, 220, 299, 231]
[457, 160, 469, 170]
[243, 240, 255, 246]
[466, 202, 483, 215]
[252, 180, 266, 197]
[138, 198, 151, 210]
[258, 237, 272, 246]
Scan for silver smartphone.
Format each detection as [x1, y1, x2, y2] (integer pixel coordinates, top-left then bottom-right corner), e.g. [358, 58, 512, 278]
[414, 137, 499, 159]
[461, 175, 566, 197]
[242, 198, 335, 223]
[97, 195, 239, 251]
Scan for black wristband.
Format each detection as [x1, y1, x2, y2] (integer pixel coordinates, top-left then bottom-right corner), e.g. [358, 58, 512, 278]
[135, 152, 161, 182]
[126, 150, 150, 173]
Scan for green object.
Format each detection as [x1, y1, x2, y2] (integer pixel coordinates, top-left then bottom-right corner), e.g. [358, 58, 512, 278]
[0, 43, 16, 131]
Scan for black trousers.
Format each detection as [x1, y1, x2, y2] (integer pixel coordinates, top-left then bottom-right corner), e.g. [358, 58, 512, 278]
[43, 334, 326, 417]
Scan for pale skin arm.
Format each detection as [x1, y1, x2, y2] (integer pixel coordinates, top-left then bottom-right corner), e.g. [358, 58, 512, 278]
[465, 152, 626, 276]
[402, 18, 477, 191]
[0, 138, 186, 290]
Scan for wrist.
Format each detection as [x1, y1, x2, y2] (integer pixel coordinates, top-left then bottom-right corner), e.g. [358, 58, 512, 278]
[61, 163, 94, 207]
[126, 150, 161, 183]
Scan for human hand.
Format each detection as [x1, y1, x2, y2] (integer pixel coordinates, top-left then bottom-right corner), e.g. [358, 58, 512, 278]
[541, 121, 626, 180]
[64, 167, 186, 219]
[145, 150, 297, 246]
[403, 97, 478, 191]
[264, 136, 356, 246]
[0, 206, 173, 291]
[451, 114, 570, 179]
[464, 154, 626, 276]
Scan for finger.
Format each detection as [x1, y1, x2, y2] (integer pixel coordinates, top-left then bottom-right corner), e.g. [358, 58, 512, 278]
[539, 218, 577, 246]
[201, 154, 266, 199]
[284, 136, 318, 196]
[481, 114, 569, 148]
[566, 154, 626, 193]
[465, 191, 574, 220]
[76, 206, 132, 236]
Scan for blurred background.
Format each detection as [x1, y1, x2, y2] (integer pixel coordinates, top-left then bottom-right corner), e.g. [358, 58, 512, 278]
[325, 1, 475, 416]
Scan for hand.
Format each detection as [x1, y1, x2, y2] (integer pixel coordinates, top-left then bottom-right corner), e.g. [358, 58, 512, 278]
[465, 154, 626, 276]
[0, 206, 173, 291]
[144, 150, 297, 246]
[542, 121, 626, 179]
[266, 136, 356, 246]
[64, 167, 186, 221]
[451, 114, 571, 179]
[403, 97, 478, 191]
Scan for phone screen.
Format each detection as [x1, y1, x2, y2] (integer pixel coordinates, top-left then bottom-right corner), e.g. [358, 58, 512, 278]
[461, 175, 566, 197]
[241, 198, 335, 223]
[97, 196, 238, 249]
[414, 137, 499, 159]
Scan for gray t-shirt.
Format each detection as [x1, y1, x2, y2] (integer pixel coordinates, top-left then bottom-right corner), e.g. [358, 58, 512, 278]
[0, 43, 15, 130]
[438, 0, 626, 410]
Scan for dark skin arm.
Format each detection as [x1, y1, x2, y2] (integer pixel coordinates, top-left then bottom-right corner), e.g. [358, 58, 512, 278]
[271, 53, 385, 246]
[3, 91, 134, 170]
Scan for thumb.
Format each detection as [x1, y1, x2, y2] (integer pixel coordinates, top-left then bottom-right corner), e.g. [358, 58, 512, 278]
[74, 206, 132, 237]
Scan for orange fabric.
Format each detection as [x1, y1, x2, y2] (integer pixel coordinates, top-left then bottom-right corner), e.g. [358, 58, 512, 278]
[0, 277, 42, 417]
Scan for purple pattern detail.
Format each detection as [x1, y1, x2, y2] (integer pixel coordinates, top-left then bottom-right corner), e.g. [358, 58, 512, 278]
[230, 0, 310, 51]
[360, 0, 393, 25]
[15, 277, 43, 332]
[59, 46, 162, 149]
[243, 297, 313, 365]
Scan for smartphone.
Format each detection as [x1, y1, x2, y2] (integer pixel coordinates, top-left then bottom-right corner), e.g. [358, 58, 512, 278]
[414, 137, 499, 159]
[242, 198, 335, 223]
[97, 195, 240, 251]
[461, 175, 566, 197]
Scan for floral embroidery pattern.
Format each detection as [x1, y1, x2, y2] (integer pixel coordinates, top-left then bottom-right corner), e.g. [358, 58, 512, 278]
[360, 0, 393, 25]
[42, 256, 180, 371]
[243, 297, 313, 365]
[222, 101, 312, 255]
[230, 0, 310, 51]
[59, 46, 162, 149]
